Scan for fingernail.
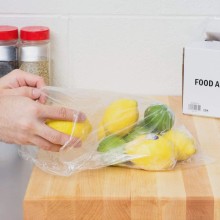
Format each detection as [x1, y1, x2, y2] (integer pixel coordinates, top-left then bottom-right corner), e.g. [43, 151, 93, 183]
[74, 112, 87, 122]
[78, 112, 87, 121]
[32, 88, 41, 99]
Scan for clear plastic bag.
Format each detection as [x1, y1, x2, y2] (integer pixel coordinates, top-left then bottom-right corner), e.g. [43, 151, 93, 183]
[19, 87, 209, 176]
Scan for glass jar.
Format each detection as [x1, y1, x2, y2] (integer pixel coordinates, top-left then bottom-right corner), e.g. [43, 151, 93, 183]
[19, 26, 50, 85]
[0, 26, 18, 77]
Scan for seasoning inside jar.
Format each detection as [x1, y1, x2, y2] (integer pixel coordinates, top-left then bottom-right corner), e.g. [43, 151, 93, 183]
[19, 26, 50, 84]
[0, 26, 18, 77]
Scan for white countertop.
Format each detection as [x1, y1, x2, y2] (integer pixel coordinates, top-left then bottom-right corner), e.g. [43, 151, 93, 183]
[0, 142, 33, 220]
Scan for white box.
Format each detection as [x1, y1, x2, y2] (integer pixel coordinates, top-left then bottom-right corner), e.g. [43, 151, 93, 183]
[182, 41, 220, 118]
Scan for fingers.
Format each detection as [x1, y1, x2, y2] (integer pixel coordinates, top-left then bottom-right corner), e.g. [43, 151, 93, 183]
[32, 135, 82, 152]
[36, 123, 82, 147]
[0, 70, 45, 94]
[10, 69, 46, 88]
[30, 136, 61, 152]
[0, 87, 42, 100]
[0, 69, 47, 103]
[40, 104, 87, 122]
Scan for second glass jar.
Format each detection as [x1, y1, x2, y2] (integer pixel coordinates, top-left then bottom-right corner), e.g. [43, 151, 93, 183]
[19, 26, 50, 85]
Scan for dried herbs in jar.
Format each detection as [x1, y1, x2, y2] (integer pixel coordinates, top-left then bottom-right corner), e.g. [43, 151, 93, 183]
[19, 26, 50, 85]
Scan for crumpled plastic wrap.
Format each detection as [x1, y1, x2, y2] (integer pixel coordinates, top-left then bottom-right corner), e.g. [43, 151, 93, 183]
[18, 87, 210, 176]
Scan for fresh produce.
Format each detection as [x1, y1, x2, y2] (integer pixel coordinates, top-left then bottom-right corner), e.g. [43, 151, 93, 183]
[125, 134, 175, 170]
[124, 120, 150, 142]
[96, 97, 196, 170]
[144, 104, 174, 134]
[163, 129, 196, 161]
[97, 135, 126, 152]
[46, 119, 92, 141]
[101, 98, 139, 137]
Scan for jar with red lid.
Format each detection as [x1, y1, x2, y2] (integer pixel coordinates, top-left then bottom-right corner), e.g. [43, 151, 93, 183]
[0, 26, 19, 77]
[19, 26, 50, 85]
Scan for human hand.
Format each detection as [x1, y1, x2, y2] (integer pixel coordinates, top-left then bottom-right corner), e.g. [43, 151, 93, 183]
[0, 69, 46, 103]
[0, 95, 86, 152]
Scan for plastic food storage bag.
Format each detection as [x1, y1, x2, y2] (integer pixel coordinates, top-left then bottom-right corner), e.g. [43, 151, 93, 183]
[19, 87, 209, 176]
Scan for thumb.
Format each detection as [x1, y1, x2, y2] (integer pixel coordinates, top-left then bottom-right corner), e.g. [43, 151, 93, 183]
[0, 87, 41, 100]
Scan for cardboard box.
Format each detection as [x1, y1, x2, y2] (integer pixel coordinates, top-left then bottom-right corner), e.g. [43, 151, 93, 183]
[182, 41, 220, 118]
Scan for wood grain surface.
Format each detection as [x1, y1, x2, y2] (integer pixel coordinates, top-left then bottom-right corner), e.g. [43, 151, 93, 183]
[24, 96, 220, 220]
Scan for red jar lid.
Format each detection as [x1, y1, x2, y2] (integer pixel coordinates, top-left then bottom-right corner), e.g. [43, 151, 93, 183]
[0, 26, 18, 40]
[20, 26, 50, 41]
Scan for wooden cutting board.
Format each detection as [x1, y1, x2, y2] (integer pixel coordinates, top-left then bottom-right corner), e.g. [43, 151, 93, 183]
[24, 96, 220, 220]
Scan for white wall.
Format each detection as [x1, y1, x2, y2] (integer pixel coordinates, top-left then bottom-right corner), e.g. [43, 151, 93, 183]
[1, 0, 220, 95]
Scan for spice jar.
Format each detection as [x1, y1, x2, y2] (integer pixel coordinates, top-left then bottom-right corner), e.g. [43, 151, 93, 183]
[19, 26, 50, 84]
[0, 26, 18, 77]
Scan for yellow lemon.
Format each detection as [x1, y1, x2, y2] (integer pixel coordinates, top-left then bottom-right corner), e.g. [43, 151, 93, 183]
[125, 134, 175, 170]
[163, 129, 196, 161]
[46, 119, 92, 141]
[102, 99, 139, 136]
